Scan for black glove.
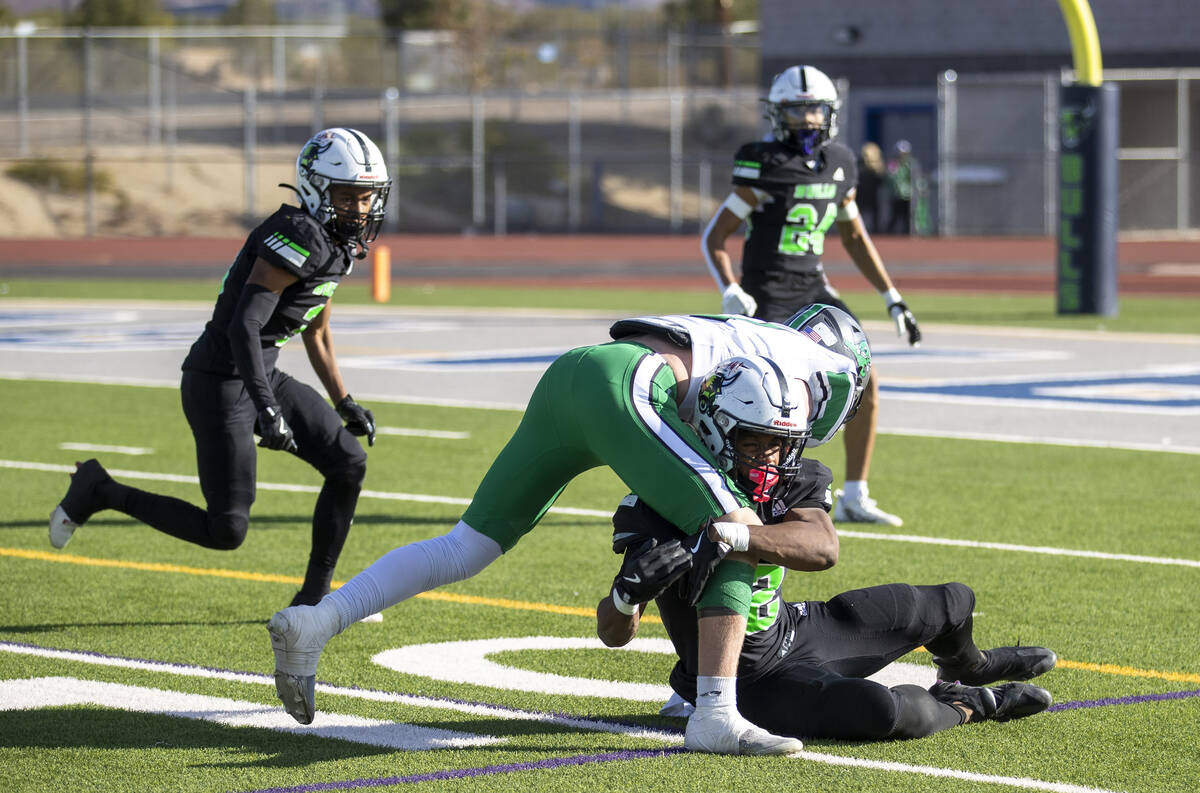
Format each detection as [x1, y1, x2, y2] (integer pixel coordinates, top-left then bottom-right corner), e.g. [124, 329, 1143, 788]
[336, 394, 376, 446]
[680, 524, 731, 608]
[612, 538, 692, 612]
[256, 405, 298, 453]
[887, 300, 923, 347]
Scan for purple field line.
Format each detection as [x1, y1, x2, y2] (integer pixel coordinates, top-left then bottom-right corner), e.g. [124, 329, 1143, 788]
[239, 748, 687, 793]
[1048, 687, 1200, 711]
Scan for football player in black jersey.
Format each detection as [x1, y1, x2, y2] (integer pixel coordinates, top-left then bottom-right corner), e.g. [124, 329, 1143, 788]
[597, 346, 1057, 741]
[49, 127, 390, 610]
[701, 65, 920, 527]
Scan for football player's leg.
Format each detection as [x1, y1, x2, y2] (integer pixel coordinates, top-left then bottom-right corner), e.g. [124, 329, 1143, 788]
[575, 345, 798, 754]
[274, 372, 367, 606]
[270, 353, 590, 723]
[799, 583, 953, 678]
[66, 372, 255, 550]
[922, 583, 1057, 684]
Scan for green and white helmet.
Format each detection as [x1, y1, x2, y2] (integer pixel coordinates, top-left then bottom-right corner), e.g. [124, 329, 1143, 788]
[785, 303, 872, 421]
[295, 127, 391, 248]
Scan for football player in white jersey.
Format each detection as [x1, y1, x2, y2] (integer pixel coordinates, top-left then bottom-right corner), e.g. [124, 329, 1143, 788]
[267, 305, 867, 756]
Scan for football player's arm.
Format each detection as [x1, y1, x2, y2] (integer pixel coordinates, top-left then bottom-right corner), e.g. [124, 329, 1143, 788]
[301, 298, 348, 404]
[724, 507, 839, 571]
[227, 257, 299, 412]
[303, 300, 376, 444]
[702, 185, 763, 315]
[838, 191, 922, 345]
[836, 189, 895, 294]
[596, 591, 644, 648]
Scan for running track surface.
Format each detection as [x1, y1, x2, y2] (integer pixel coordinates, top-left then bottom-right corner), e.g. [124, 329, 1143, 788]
[2, 235, 1199, 295]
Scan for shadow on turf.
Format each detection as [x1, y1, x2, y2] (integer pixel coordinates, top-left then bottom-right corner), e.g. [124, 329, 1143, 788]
[0, 513, 456, 531]
[0, 617, 265, 633]
[0, 709, 649, 765]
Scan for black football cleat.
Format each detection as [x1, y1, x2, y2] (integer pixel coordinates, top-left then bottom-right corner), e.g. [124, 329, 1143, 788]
[48, 459, 113, 549]
[935, 645, 1057, 686]
[929, 680, 1053, 723]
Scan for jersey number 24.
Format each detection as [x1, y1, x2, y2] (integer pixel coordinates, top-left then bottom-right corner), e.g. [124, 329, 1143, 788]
[778, 202, 838, 256]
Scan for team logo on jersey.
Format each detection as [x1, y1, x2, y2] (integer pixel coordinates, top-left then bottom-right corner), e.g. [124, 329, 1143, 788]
[772, 499, 789, 517]
[832, 167, 845, 182]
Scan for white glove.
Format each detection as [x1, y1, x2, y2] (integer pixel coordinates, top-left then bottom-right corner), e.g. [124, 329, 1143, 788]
[721, 283, 757, 316]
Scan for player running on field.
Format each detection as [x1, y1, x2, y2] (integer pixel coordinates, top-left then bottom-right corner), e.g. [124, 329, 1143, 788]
[50, 127, 389, 610]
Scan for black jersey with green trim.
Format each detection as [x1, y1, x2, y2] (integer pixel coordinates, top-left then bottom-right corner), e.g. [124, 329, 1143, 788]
[610, 458, 834, 701]
[732, 140, 858, 275]
[183, 205, 353, 376]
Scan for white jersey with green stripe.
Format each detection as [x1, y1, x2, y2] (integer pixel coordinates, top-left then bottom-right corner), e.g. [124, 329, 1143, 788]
[610, 313, 859, 446]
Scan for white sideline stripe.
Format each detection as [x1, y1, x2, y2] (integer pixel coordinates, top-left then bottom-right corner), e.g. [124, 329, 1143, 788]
[881, 426, 1200, 456]
[4, 369, 1200, 448]
[791, 751, 1123, 793]
[0, 677, 498, 750]
[6, 458, 1198, 568]
[59, 442, 154, 456]
[837, 529, 1200, 568]
[0, 373, 529, 410]
[376, 426, 470, 440]
[0, 642, 681, 745]
[0, 646, 1121, 793]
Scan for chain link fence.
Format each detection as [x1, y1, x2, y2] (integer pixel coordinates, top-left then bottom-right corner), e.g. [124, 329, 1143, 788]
[938, 67, 1199, 236]
[0, 26, 766, 238]
[2, 26, 1196, 239]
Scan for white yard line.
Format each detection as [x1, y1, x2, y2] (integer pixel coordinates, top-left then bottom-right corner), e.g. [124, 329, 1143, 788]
[0, 640, 1126, 793]
[59, 442, 154, 456]
[376, 426, 470, 440]
[5, 458, 1198, 569]
[880, 426, 1200, 455]
[0, 641, 680, 745]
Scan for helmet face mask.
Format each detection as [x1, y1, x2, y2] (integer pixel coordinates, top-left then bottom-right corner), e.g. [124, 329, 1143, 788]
[695, 356, 812, 503]
[765, 65, 840, 156]
[295, 128, 391, 248]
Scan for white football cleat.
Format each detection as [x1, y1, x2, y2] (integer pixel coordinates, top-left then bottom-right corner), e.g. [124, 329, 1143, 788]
[833, 489, 903, 526]
[267, 604, 341, 725]
[659, 691, 695, 717]
[49, 506, 81, 550]
[684, 708, 803, 755]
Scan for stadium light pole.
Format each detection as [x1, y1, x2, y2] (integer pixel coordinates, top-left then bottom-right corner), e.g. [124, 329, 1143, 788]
[1056, 0, 1118, 316]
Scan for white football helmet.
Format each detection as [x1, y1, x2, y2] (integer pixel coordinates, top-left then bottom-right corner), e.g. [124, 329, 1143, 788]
[765, 65, 840, 155]
[294, 128, 391, 248]
[695, 355, 811, 502]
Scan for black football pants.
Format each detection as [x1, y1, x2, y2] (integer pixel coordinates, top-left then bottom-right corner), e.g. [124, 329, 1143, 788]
[104, 368, 366, 600]
[736, 582, 979, 740]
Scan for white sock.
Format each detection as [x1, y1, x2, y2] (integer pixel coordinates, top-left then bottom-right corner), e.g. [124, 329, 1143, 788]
[325, 521, 501, 630]
[842, 480, 868, 501]
[694, 675, 738, 712]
